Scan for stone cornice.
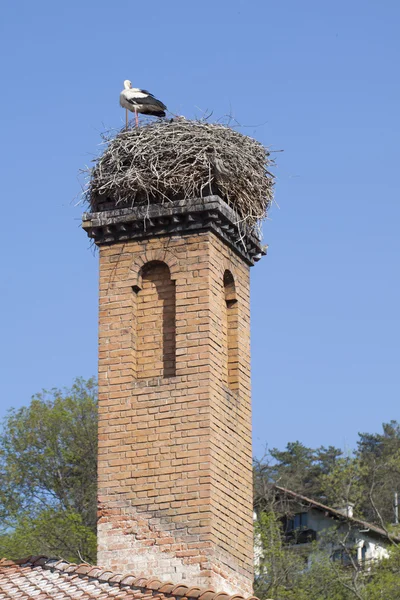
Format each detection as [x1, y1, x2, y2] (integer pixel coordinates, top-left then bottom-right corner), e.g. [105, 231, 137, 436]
[82, 196, 266, 266]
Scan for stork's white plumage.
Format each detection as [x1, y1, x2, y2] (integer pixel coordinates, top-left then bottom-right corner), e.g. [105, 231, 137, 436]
[120, 80, 167, 128]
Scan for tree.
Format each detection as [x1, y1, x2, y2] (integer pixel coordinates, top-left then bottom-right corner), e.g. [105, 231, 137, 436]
[254, 442, 344, 508]
[320, 456, 363, 511]
[254, 424, 400, 599]
[363, 546, 400, 599]
[357, 421, 400, 527]
[254, 508, 367, 600]
[0, 377, 97, 562]
[0, 510, 96, 563]
[255, 424, 400, 531]
[254, 510, 304, 599]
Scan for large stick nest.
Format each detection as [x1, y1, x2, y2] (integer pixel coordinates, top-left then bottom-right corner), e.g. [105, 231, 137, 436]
[85, 119, 275, 234]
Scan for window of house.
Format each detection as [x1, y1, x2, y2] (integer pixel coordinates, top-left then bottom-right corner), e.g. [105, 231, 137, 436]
[361, 544, 367, 563]
[288, 512, 308, 531]
[332, 549, 358, 566]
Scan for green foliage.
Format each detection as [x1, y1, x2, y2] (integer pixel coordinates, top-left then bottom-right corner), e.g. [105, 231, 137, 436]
[0, 509, 96, 563]
[357, 421, 400, 526]
[254, 442, 344, 508]
[254, 422, 400, 599]
[363, 546, 400, 599]
[320, 457, 363, 510]
[287, 559, 358, 600]
[254, 511, 305, 598]
[0, 377, 97, 562]
[254, 507, 400, 600]
[255, 422, 400, 526]
[254, 511, 364, 600]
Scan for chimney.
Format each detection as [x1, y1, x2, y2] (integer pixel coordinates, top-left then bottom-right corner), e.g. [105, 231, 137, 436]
[334, 503, 355, 518]
[82, 123, 271, 596]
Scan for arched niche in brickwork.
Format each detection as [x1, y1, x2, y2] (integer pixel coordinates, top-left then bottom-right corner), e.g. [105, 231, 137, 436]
[133, 261, 176, 380]
[223, 270, 239, 391]
[128, 249, 180, 292]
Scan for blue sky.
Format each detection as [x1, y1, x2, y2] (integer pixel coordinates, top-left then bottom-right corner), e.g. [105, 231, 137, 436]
[0, 0, 399, 457]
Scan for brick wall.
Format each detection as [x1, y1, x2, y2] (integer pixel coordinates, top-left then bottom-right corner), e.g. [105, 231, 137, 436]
[97, 231, 253, 595]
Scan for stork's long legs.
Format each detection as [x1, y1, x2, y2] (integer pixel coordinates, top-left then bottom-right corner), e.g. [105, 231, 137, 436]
[135, 108, 139, 127]
[126, 109, 129, 131]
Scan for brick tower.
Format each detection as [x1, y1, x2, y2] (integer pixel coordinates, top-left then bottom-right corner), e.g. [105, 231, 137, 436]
[83, 196, 265, 596]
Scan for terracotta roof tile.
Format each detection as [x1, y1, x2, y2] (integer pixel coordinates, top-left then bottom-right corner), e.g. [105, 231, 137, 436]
[170, 586, 189, 597]
[156, 584, 174, 595]
[0, 558, 256, 600]
[143, 581, 163, 592]
[212, 594, 230, 600]
[182, 589, 201, 599]
[197, 590, 216, 600]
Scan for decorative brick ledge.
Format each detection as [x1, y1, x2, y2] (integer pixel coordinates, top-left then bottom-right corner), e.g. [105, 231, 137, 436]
[82, 196, 266, 266]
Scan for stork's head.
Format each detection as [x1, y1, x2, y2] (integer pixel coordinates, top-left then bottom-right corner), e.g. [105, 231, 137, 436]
[123, 80, 132, 90]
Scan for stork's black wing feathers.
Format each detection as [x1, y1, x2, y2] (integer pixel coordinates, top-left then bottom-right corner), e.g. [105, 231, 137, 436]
[139, 90, 167, 111]
[127, 92, 167, 112]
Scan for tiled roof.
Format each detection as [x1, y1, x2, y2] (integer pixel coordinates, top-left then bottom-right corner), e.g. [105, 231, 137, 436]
[0, 557, 258, 600]
[274, 485, 400, 543]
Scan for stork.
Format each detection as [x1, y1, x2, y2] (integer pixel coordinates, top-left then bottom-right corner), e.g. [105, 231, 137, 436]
[120, 80, 167, 129]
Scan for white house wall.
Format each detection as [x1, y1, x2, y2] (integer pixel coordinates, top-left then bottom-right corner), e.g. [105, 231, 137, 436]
[306, 509, 389, 561]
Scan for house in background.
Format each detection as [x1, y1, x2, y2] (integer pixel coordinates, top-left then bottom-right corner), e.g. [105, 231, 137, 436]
[273, 486, 400, 568]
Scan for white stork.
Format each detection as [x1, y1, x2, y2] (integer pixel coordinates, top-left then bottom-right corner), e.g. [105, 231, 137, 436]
[120, 80, 167, 128]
